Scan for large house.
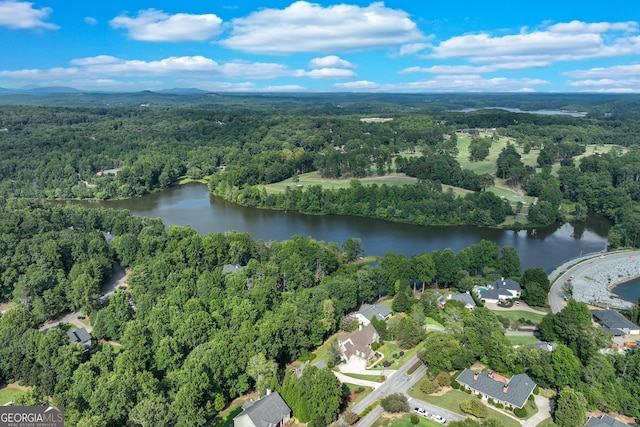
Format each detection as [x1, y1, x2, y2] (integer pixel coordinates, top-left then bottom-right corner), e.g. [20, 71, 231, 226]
[437, 292, 476, 310]
[585, 414, 630, 427]
[351, 304, 392, 326]
[456, 369, 536, 409]
[475, 278, 521, 303]
[67, 327, 92, 352]
[338, 323, 380, 365]
[591, 310, 640, 336]
[233, 391, 291, 427]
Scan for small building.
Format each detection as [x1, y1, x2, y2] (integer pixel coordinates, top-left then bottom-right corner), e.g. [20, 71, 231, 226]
[591, 309, 640, 336]
[339, 323, 380, 364]
[233, 391, 291, 427]
[222, 264, 244, 274]
[295, 360, 328, 379]
[585, 414, 630, 427]
[530, 341, 557, 352]
[67, 327, 92, 352]
[456, 369, 536, 409]
[475, 278, 521, 303]
[438, 292, 476, 310]
[351, 304, 392, 326]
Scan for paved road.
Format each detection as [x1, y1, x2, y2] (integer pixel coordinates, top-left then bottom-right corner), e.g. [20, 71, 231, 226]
[353, 356, 464, 427]
[548, 250, 637, 313]
[40, 263, 128, 332]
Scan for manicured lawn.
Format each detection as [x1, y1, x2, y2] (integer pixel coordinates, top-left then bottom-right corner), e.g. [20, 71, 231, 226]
[342, 372, 384, 382]
[372, 413, 442, 427]
[308, 332, 341, 366]
[373, 341, 425, 370]
[407, 388, 522, 427]
[491, 310, 546, 325]
[537, 417, 557, 427]
[58, 323, 78, 333]
[506, 335, 541, 346]
[0, 387, 25, 405]
[211, 394, 257, 427]
[424, 317, 444, 328]
[264, 172, 418, 194]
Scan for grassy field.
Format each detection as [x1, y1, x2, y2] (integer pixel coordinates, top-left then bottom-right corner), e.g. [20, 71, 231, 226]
[263, 172, 418, 194]
[308, 331, 341, 366]
[344, 383, 373, 406]
[342, 372, 384, 382]
[491, 309, 547, 325]
[506, 335, 541, 346]
[407, 388, 522, 427]
[0, 387, 25, 405]
[372, 413, 443, 427]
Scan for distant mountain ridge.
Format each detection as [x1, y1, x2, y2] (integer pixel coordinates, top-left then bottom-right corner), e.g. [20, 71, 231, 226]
[0, 86, 209, 95]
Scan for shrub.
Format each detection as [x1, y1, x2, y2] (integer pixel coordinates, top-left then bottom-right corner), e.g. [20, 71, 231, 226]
[451, 379, 460, 389]
[465, 388, 472, 394]
[487, 398, 494, 405]
[371, 341, 379, 351]
[495, 403, 503, 409]
[392, 353, 398, 358]
[381, 393, 409, 413]
[435, 371, 451, 387]
[477, 393, 483, 399]
[528, 394, 534, 401]
[355, 386, 365, 394]
[298, 352, 315, 362]
[383, 361, 391, 367]
[411, 414, 420, 425]
[513, 407, 527, 418]
[343, 410, 359, 425]
[420, 378, 440, 395]
[361, 401, 379, 418]
[459, 399, 488, 418]
[399, 351, 405, 356]
[407, 361, 423, 375]
[533, 386, 539, 395]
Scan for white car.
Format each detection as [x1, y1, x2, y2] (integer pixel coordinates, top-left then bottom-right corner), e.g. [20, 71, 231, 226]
[431, 414, 446, 424]
[413, 407, 428, 417]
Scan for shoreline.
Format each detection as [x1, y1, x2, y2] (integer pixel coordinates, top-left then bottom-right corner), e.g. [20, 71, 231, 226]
[564, 253, 639, 310]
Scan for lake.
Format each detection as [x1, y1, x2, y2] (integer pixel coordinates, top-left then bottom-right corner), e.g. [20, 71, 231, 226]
[612, 278, 640, 304]
[452, 107, 587, 117]
[73, 182, 611, 273]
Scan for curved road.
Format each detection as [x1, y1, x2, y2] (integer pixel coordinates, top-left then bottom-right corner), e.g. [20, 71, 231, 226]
[548, 250, 638, 313]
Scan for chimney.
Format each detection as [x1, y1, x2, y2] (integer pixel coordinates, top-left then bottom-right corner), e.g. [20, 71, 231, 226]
[488, 371, 493, 379]
[503, 384, 508, 393]
[266, 388, 271, 396]
[473, 372, 478, 381]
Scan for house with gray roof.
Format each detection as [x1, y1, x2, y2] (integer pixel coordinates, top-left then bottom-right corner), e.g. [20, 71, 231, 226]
[339, 323, 380, 364]
[67, 327, 92, 352]
[352, 304, 392, 326]
[475, 278, 521, 303]
[591, 309, 640, 336]
[456, 369, 536, 409]
[223, 264, 244, 274]
[585, 414, 629, 427]
[233, 391, 291, 427]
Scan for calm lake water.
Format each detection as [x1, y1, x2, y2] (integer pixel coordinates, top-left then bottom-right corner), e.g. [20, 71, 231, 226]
[74, 182, 612, 273]
[452, 107, 587, 117]
[612, 278, 640, 304]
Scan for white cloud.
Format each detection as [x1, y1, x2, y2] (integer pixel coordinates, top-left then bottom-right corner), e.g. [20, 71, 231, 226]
[400, 61, 549, 74]
[110, 9, 223, 42]
[84, 16, 97, 25]
[397, 43, 431, 56]
[564, 63, 640, 79]
[429, 20, 640, 63]
[221, 1, 425, 54]
[567, 78, 640, 93]
[548, 20, 638, 34]
[303, 68, 356, 78]
[309, 55, 354, 69]
[335, 75, 549, 92]
[0, 0, 58, 30]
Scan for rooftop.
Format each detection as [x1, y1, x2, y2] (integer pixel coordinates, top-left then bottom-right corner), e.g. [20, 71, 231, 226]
[457, 369, 536, 409]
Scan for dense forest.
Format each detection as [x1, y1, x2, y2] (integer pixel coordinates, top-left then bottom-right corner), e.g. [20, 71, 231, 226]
[1, 200, 640, 426]
[2, 94, 640, 425]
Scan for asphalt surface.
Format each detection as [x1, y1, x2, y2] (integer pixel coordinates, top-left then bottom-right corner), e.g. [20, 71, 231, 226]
[548, 250, 637, 313]
[353, 356, 465, 427]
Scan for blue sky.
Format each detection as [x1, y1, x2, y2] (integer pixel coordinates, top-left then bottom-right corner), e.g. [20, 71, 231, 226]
[1, 0, 639, 92]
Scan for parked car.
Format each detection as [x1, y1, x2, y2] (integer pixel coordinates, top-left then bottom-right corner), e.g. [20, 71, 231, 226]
[431, 414, 446, 424]
[413, 407, 428, 417]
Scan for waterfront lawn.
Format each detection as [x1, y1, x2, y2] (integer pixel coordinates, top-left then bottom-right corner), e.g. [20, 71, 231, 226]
[0, 387, 24, 405]
[264, 172, 418, 194]
[407, 388, 522, 427]
[372, 413, 442, 427]
[506, 335, 541, 346]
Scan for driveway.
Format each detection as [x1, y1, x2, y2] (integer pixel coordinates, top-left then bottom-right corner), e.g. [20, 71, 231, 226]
[523, 395, 551, 426]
